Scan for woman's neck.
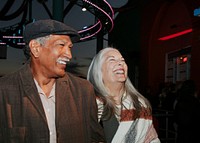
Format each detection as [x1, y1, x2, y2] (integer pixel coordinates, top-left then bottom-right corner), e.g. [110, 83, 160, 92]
[106, 83, 125, 104]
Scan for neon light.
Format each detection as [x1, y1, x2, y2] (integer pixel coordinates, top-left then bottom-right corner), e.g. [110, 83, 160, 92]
[0, 42, 6, 45]
[76, 0, 114, 41]
[3, 36, 23, 39]
[183, 57, 188, 62]
[158, 28, 193, 41]
[83, 0, 114, 32]
[103, 0, 115, 19]
[80, 21, 102, 41]
[79, 20, 101, 33]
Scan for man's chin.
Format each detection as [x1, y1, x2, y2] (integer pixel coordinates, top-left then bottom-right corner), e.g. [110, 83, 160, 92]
[59, 72, 66, 77]
[55, 70, 66, 78]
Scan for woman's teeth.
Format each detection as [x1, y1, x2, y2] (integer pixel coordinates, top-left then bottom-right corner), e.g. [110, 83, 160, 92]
[115, 69, 124, 74]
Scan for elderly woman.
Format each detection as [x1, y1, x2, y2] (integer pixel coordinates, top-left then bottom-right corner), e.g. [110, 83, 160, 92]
[87, 47, 160, 143]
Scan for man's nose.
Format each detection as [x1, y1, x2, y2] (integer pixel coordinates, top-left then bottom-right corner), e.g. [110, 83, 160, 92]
[64, 47, 72, 59]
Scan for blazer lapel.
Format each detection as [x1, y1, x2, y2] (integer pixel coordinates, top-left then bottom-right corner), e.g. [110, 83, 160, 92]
[20, 64, 47, 122]
[55, 75, 80, 132]
[55, 77, 71, 128]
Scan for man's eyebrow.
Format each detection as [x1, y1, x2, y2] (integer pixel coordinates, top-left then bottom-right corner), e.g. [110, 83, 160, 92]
[55, 40, 73, 45]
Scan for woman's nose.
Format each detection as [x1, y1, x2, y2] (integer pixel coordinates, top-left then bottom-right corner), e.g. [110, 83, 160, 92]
[117, 60, 123, 65]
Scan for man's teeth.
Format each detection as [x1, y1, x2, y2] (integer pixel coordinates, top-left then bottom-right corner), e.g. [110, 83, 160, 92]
[57, 60, 66, 64]
[57, 58, 70, 65]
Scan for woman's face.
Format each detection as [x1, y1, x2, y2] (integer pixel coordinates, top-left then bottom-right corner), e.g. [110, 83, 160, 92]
[101, 49, 128, 85]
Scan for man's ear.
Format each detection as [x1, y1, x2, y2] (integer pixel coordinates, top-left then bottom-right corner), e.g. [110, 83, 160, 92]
[29, 40, 40, 58]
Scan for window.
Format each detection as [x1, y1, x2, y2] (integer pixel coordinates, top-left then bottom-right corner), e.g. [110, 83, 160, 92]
[165, 47, 191, 83]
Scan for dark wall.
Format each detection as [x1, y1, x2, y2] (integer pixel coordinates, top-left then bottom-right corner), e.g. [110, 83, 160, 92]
[109, 0, 200, 95]
[108, 0, 144, 89]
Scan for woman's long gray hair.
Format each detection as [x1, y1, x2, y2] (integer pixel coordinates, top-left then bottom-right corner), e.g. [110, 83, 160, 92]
[87, 47, 152, 120]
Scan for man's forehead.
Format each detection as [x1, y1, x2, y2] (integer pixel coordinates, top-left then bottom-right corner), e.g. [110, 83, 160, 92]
[46, 35, 73, 45]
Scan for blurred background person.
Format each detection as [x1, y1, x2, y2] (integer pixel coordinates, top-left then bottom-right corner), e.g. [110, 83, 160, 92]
[174, 79, 200, 143]
[87, 47, 160, 143]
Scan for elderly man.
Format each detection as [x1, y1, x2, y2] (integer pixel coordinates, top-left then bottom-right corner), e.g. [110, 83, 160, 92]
[0, 19, 105, 143]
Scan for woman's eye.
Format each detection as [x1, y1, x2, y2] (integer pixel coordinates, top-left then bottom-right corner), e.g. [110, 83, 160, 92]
[109, 58, 116, 62]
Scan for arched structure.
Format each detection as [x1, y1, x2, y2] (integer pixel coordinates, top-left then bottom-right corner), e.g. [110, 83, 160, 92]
[0, 0, 114, 48]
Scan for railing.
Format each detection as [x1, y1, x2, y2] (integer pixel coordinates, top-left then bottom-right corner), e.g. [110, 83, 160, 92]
[153, 109, 177, 143]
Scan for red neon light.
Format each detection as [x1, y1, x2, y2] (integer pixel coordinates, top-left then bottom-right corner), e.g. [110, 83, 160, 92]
[158, 28, 193, 41]
[183, 57, 188, 62]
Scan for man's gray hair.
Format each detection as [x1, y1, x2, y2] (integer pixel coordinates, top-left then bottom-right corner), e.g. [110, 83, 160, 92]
[23, 35, 51, 59]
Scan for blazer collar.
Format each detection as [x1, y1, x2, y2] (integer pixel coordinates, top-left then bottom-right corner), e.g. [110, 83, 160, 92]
[19, 62, 47, 121]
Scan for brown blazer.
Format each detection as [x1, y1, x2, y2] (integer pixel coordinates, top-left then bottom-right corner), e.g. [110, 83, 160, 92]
[0, 63, 105, 143]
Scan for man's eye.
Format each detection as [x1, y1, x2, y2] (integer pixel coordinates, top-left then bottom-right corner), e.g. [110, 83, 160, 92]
[59, 44, 65, 46]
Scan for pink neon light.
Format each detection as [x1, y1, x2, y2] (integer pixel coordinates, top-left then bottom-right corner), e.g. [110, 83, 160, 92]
[3, 36, 23, 38]
[103, 0, 115, 19]
[158, 28, 193, 40]
[83, 0, 114, 32]
[78, 20, 101, 33]
[79, 20, 102, 40]
[80, 21, 102, 41]
[77, 0, 114, 41]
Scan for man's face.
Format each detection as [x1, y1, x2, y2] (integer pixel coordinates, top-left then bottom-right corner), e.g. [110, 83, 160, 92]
[31, 35, 73, 78]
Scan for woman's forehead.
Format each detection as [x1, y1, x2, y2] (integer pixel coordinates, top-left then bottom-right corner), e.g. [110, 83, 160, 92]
[104, 49, 122, 57]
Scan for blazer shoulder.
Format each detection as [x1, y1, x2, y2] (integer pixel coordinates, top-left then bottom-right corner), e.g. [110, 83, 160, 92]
[67, 72, 91, 85]
[0, 64, 29, 87]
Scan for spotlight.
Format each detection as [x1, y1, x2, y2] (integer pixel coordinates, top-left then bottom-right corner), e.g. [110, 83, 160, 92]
[82, 7, 87, 11]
